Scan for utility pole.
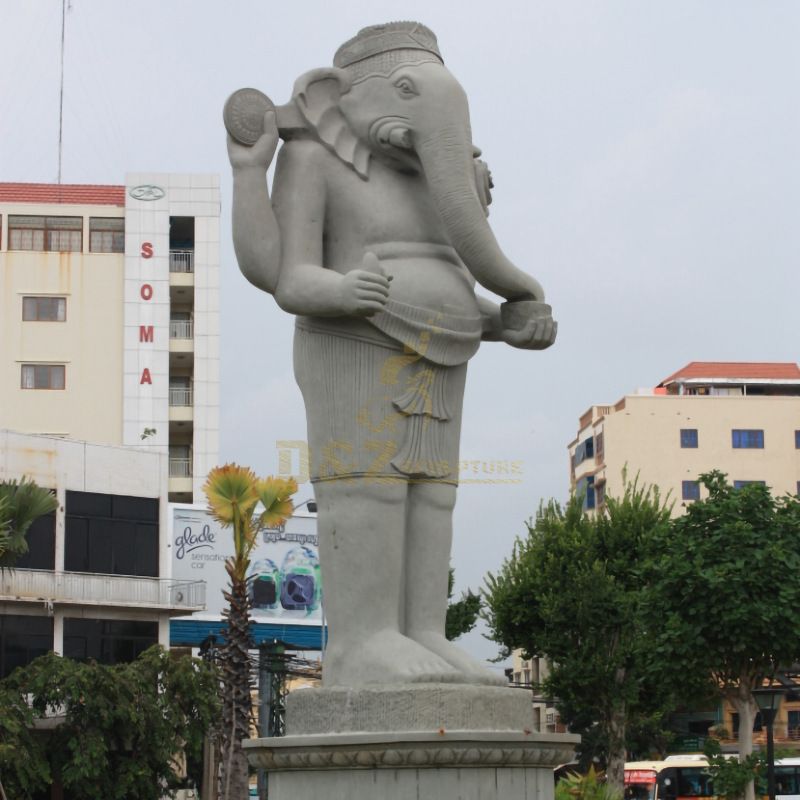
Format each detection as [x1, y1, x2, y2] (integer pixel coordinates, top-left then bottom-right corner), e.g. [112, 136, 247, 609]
[57, 0, 68, 184]
[257, 641, 289, 799]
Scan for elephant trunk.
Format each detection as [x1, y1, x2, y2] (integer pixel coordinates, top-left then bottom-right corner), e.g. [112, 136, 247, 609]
[415, 124, 544, 301]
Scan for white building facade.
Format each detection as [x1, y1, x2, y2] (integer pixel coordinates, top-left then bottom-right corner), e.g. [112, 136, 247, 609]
[0, 430, 205, 676]
[0, 175, 220, 503]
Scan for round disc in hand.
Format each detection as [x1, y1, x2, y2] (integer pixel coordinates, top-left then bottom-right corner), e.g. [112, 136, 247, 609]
[223, 88, 275, 145]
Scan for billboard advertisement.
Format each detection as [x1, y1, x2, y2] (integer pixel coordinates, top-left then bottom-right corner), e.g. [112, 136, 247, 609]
[170, 504, 322, 625]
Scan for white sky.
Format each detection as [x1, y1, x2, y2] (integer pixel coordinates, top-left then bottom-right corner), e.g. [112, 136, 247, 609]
[2, 1, 798, 671]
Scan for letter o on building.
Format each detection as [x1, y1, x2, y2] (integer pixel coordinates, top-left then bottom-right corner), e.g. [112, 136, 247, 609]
[140, 284, 154, 301]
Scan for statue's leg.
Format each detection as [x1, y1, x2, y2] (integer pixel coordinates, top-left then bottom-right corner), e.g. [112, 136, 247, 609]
[314, 477, 460, 687]
[404, 481, 506, 686]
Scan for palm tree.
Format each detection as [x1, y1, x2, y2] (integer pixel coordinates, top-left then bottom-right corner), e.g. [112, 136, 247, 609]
[203, 464, 297, 800]
[0, 478, 58, 568]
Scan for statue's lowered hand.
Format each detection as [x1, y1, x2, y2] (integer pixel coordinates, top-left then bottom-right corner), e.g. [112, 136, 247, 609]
[338, 252, 392, 317]
[500, 300, 557, 350]
[227, 111, 279, 171]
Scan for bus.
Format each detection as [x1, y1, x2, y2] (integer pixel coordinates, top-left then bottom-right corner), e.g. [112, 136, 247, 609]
[624, 756, 713, 800]
[625, 755, 800, 800]
[775, 757, 800, 800]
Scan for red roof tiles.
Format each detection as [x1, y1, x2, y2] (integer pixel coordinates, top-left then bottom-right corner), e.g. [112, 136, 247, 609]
[0, 183, 125, 206]
[659, 362, 800, 386]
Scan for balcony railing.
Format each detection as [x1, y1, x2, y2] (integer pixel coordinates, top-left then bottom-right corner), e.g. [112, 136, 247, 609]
[169, 250, 194, 273]
[169, 387, 193, 406]
[0, 569, 205, 611]
[169, 319, 193, 339]
[170, 457, 192, 478]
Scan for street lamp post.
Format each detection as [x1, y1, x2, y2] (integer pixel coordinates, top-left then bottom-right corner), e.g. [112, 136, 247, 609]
[753, 684, 785, 800]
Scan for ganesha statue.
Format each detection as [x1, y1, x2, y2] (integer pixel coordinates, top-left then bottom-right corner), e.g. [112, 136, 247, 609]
[225, 21, 557, 689]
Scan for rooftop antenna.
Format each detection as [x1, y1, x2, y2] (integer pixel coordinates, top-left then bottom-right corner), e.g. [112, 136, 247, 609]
[57, 0, 69, 184]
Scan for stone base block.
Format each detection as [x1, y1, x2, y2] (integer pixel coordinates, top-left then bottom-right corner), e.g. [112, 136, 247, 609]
[244, 730, 579, 800]
[269, 764, 551, 800]
[285, 683, 535, 734]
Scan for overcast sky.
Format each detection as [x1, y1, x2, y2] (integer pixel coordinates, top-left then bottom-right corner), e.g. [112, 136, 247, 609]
[2, 1, 798, 671]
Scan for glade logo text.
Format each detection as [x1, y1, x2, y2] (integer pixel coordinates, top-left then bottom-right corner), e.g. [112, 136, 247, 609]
[175, 524, 215, 559]
[129, 184, 165, 201]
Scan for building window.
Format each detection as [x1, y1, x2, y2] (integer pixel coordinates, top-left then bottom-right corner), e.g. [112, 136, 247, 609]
[795, 430, 800, 449]
[576, 475, 595, 510]
[594, 431, 604, 459]
[789, 710, 800, 742]
[573, 437, 594, 468]
[8, 215, 82, 252]
[734, 480, 766, 490]
[682, 480, 700, 501]
[22, 296, 66, 321]
[63, 618, 158, 665]
[14, 507, 55, 570]
[64, 491, 159, 577]
[0, 614, 53, 678]
[89, 217, 124, 253]
[595, 481, 606, 507]
[680, 429, 698, 448]
[732, 429, 764, 449]
[21, 364, 65, 390]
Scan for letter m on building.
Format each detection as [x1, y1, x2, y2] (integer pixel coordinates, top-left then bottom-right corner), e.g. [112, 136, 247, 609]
[139, 325, 154, 343]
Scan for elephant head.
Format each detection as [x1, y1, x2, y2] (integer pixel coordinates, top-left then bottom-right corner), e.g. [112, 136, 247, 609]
[290, 22, 544, 302]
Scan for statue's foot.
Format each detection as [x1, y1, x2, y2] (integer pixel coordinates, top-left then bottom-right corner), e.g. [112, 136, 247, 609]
[408, 630, 507, 686]
[323, 629, 461, 687]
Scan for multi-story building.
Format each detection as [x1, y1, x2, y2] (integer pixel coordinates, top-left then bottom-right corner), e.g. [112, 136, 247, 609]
[0, 429, 205, 677]
[567, 361, 800, 750]
[0, 176, 220, 503]
[0, 176, 219, 678]
[507, 652, 564, 733]
[568, 362, 800, 512]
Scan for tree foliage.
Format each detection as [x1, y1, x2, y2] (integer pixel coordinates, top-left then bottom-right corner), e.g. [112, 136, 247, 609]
[0, 478, 58, 567]
[484, 479, 693, 790]
[646, 472, 800, 799]
[445, 567, 481, 641]
[203, 464, 297, 800]
[0, 646, 219, 800]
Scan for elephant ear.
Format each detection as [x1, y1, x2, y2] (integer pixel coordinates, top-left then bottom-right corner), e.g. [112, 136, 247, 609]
[292, 68, 370, 180]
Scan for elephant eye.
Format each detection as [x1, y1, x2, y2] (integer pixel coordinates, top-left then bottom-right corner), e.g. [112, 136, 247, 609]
[394, 77, 419, 97]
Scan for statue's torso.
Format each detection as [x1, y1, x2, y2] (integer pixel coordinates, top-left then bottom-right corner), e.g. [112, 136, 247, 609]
[319, 147, 480, 325]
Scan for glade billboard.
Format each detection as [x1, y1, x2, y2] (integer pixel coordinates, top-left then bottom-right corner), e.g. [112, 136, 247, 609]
[170, 504, 322, 624]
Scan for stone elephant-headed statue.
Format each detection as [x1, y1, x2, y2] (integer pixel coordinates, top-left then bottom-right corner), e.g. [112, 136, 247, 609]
[226, 21, 557, 688]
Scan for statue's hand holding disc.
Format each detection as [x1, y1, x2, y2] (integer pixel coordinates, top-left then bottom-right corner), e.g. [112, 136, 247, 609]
[339, 252, 392, 317]
[224, 89, 279, 170]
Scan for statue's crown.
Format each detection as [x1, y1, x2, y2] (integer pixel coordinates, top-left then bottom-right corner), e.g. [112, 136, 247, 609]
[334, 21, 442, 68]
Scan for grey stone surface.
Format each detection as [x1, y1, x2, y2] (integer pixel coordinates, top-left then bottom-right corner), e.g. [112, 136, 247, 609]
[267, 765, 555, 800]
[285, 684, 537, 735]
[227, 21, 558, 689]
[245, 730, 579, 770]
[244, 730, 579, 799]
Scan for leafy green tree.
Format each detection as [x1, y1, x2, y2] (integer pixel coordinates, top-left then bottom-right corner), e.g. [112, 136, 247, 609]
[484, 480, 688, 792]
[0, 478, 58, 567]
[203, 465, 297, 800]
[0, 646, 219, 800]
[445, 567, 481, 641]
[646, 471, 800, 800]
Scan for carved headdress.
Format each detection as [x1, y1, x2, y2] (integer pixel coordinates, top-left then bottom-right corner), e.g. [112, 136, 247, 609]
[334, 22, 443, 83]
